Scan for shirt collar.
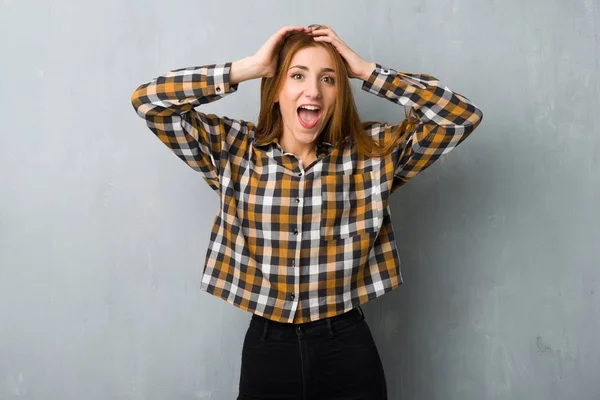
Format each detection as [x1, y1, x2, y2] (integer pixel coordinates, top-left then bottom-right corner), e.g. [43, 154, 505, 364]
[253, 136, 336, 157]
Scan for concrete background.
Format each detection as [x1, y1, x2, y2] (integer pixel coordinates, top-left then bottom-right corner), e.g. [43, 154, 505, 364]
[1, 0, 599, 398]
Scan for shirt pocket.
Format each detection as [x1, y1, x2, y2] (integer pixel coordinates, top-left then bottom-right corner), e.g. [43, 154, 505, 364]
[320, 171, 384, 240]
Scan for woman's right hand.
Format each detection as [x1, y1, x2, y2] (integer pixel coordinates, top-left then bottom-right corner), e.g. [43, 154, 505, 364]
[251, 26, 311, 78]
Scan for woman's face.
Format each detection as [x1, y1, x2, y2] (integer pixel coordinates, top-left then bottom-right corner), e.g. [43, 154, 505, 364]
[276, 46, 337, 146]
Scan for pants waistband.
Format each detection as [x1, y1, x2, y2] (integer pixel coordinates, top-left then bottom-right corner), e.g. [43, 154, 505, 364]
[251, 306, 365, 339]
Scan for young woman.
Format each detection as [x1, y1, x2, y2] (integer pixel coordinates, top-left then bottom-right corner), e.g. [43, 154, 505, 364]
[131, 25, 483, 400]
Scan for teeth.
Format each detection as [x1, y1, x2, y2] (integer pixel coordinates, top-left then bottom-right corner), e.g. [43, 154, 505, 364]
[299, 105, 320, 111]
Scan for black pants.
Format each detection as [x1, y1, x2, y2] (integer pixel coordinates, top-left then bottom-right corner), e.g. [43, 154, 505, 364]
[237, 306, 388, 400]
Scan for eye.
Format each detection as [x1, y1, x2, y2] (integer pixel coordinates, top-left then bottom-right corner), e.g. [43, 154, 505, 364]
[291, 73, 303, 80]
[322, 76, 335, 84]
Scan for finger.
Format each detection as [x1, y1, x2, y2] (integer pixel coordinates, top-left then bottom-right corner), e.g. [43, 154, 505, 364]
[313, 34, 346, 50]
[310, 28, 331, 35]
[313, 35, 347, 55]
[310, 26, 336, 35]
[311, 28, 342, 43]
[277, 26, 310, 39]
[269, 26, 309, 46]
[312, 35, 333, 42]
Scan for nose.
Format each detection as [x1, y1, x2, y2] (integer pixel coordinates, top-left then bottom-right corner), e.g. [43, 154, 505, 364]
[303, 78, 322, 99]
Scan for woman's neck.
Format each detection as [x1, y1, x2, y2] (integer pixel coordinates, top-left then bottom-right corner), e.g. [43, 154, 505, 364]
[278, 135, 317, 165]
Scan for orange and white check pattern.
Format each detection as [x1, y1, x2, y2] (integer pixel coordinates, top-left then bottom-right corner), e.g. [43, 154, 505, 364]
[131, 62, 483, 323]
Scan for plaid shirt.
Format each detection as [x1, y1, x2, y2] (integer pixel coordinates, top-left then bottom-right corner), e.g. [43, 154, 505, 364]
[131, 62, 483, 323]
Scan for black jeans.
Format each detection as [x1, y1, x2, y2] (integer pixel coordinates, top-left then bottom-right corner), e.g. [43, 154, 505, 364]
[237, 306, 388, 400]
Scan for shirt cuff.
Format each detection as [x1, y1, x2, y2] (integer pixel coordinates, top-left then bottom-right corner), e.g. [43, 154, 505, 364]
[361, 63, 396, 95]
[209, 62, 239, 96]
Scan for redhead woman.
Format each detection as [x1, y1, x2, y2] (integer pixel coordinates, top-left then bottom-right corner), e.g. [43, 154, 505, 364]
[131, 24, 483, 400]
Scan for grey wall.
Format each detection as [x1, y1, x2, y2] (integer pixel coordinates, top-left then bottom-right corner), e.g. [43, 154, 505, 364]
[1, 0, 599, 399]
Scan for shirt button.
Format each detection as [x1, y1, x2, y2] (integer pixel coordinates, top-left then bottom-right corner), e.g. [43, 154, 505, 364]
[295, 198, 300, 203]
[289, 293, 295, 300]
[293, 228, 299, 236]
[297, 171, 303, 176]
[216, 87, 221, 92]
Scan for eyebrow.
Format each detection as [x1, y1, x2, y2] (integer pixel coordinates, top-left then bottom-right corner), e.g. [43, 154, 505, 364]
[289, 65, 336, 74]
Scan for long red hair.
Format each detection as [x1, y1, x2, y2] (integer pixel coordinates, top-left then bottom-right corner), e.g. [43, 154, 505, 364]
[255, 30, 418, 157]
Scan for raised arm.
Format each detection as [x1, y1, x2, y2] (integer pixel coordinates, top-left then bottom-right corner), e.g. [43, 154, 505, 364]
[130, 26, 313, 193]
[130, 63, 245, 193]
[310, 25, 483, 189]
[361, 65, 483, 188]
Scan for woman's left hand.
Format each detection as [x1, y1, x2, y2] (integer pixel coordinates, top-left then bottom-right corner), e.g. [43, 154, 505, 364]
[310, 25, 376, 80]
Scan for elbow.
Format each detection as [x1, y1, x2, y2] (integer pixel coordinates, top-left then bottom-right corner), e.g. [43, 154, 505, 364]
[130, 84, 157, 119]
[130, 84, 145, 113]
[466, 104, 483, 132]
[474, 105, 484, 126]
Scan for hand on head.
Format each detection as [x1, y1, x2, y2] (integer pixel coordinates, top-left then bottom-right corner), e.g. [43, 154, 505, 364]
[251, 25, 375, 80]
[252, 26, 310, 78]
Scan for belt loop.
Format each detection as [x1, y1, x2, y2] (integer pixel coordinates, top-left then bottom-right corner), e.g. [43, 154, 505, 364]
[326, 318, 334, 338]
[262, 320, 269, 341]
[357, 305, 365, 319]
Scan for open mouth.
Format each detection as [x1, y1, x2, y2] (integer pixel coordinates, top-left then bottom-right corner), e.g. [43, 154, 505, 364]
[297, 105, 322, 129]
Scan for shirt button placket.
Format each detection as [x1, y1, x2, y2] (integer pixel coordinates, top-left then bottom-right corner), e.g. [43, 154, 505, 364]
[291, 166, 304, 320]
